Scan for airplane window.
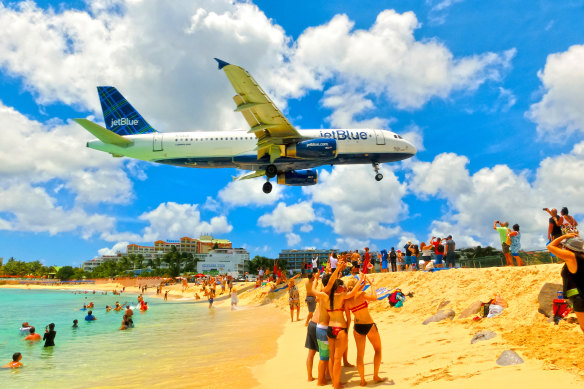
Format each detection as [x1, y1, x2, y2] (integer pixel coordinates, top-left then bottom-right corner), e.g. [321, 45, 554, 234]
[230, 137, 233, 140]
[394, 135, 397, 138]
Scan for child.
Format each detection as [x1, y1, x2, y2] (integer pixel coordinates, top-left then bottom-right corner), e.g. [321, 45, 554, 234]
[2, 352, 23, 369]
[231, 287, 239, 310]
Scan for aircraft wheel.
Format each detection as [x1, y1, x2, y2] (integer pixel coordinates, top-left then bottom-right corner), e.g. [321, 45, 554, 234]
[375, 173, 383, 181]
[265, 164, 277, 178]
[262, 182, 273, 194]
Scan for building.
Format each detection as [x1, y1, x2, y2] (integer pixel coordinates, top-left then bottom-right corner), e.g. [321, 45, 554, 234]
[82, 254, 122, 272]
[196, 248, 250, 277]
[278, 249, 339, 272]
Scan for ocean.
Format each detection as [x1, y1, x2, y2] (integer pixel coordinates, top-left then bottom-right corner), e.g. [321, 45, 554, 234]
[0, 288, 284, 388]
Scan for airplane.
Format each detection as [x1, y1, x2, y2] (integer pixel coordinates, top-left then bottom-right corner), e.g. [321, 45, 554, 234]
[74, 58, 416, 194]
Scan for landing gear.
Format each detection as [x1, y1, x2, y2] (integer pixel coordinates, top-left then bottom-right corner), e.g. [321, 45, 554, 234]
[266, 164, 277, 178]
[373, 162, 383, 181]
[262, 181, 273, 194]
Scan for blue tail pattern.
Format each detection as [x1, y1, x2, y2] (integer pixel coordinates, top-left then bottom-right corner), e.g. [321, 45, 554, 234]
[98, 86, 157, 135]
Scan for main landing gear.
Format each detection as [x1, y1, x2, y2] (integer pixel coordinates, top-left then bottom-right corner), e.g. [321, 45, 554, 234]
[373, 162, 383, 181]
[263, 164, 277, 193]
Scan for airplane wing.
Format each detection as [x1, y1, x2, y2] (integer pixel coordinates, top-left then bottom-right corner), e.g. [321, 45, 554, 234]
[215, 58, 301, 163]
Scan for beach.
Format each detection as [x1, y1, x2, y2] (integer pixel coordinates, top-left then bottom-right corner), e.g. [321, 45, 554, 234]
[3, 264, 584, 388]
[246, 264, 584, 388]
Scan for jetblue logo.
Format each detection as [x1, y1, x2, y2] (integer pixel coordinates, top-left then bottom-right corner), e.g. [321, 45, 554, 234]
[111, 118, 138, 127]
[319, 130, 367, 140]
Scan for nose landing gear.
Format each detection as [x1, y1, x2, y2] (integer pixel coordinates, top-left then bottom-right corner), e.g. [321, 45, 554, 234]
[373, 162, 383, 181]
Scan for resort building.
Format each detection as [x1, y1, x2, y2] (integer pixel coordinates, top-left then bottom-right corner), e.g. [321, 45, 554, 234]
[278, 249, 339, 272]
[196, 248, 250, 277]
[126, 235, 232, 260]
[82, 254, 123, 272]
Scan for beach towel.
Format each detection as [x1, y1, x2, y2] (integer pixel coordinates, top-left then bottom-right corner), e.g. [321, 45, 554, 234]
[375, 287, 392, 300]
[273, 285, 288, 292]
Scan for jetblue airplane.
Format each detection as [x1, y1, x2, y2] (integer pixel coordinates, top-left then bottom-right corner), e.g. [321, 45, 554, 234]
[75, 59, 416, 193]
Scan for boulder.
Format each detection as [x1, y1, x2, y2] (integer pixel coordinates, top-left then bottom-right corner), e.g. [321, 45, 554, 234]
[537, 282, 563, 318]
[496, 350, 524, 366]
[471, 330, 497, 344]
[459, 301, 483, 319]
[423, 309, 455, 325]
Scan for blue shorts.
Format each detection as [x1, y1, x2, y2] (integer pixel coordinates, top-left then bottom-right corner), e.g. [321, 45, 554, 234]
[316, 326, 329, 361]
[404, 256, 412, 265]
[435, 255, 443, 264]
[381, 261, 388, 269]
[511, 252, 519, 257]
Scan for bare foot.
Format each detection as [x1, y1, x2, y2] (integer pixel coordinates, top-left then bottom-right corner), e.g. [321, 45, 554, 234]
[373, 376, 388, 383]
[343, 361, 355, 367]
[360, 379, 367, 386]
[308, 376, 315, 382]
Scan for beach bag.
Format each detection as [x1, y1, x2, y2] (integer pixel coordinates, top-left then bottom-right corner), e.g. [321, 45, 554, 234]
[388, 290, 405, 307]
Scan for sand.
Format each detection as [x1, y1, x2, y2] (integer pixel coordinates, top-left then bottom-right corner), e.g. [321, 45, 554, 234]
[243, 264, 584, 388]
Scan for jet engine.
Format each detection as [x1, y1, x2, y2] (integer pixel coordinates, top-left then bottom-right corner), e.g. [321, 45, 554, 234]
[277, 169, 318, 186]
[286, 139, 337, 159]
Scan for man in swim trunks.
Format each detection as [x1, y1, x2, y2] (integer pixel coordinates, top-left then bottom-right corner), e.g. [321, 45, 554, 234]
[288, 275, 301, 322]
[305, 293, 321, 382]
[85, 311, 97, 321]
[24, 327, 41, 342]
[305, 272, 318, 326]
[2, 353, 23, 369]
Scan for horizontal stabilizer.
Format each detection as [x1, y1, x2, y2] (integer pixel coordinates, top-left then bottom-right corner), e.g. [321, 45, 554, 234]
[74, 119, 133, 146]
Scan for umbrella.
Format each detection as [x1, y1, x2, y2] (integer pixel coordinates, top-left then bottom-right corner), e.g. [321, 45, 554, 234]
[194, 274, 205, 277]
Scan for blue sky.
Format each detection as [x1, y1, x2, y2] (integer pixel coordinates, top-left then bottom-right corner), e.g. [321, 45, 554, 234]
[1, 0, 584, 266]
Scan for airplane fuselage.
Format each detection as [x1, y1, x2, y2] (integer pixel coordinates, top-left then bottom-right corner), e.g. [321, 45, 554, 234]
[87, 128, 416, 173]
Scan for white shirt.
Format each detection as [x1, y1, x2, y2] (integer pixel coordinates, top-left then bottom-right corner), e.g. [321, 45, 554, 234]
[258, 269, 264, 276]
[330, 255, 338, 269]
[312, 257, 318, 268]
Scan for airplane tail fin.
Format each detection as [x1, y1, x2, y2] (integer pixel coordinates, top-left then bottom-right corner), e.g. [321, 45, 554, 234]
[98, 86, 157, 135]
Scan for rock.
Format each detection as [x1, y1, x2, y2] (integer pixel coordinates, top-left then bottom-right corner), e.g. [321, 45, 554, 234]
[423, 309, 455, 325]
[471, 330, 497, 344]
[437, 299, 450, 310]
[537, 282, 563, 318]
[496, 350, 524, 366]
[459, 301, 483, 319]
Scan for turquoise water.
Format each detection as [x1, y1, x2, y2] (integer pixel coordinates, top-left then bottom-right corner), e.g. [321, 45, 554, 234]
[0, 288, 284, 388]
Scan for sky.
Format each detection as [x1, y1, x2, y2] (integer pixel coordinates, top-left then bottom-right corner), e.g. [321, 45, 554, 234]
[1, 0, 584, 266]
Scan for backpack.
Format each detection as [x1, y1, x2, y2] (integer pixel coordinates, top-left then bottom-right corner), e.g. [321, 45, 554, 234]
[390, 251, 397, 260]
[437, 244, 444, 253]
[388, 290, 404, 307]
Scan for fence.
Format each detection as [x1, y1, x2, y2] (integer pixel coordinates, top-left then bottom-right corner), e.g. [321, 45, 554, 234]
[458, 250, 557, 268]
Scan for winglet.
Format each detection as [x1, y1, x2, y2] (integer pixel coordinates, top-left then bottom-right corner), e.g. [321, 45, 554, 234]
[214, 58, 230, 70]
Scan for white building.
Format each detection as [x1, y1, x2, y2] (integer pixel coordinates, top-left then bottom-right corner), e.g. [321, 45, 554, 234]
[81, 255, 122, 272]
[196, 248, 249, 277]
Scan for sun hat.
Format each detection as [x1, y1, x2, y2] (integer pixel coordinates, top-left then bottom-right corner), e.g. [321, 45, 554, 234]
[563, 237, 584, 253]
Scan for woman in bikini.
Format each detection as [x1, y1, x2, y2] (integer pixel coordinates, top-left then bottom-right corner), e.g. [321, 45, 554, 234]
[345, 276, 387, 386]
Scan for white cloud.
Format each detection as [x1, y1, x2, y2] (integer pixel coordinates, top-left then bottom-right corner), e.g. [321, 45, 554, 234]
[407, 142, 584, 249]
[286, 232, 301, 247]
[258, 201, 316, 233]
[305, 164, 406, 240]
[98, 241, 129, 256]
[218, 178, 284, 207]
[527, 44, 584, 136]
[139, 202, 232, 242]
[300, 224, 313, 233]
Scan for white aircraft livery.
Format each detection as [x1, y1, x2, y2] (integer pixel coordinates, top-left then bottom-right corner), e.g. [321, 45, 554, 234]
[75, 59, 416, 193]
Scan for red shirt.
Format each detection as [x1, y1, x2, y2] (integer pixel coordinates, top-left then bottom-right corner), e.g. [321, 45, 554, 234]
[433, 241, 443, 254]
[361, 251, 370, 274]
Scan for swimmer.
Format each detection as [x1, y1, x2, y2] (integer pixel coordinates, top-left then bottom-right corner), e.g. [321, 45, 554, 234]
[85, 310, 97, 321]
[19, 322, 32, 335]
[2, 352, 23, 369]
[72, 320, 78, 328]
[87, 302, 94, 309]
[24, 327, 41, 342]
[208, 288, 215, 309]
[106, 305, 112, 312]
[125, 305, 134, 318]
[43, 323, 56, 347]
[80, 304, 87, 311]
[140, 301, 148, 311]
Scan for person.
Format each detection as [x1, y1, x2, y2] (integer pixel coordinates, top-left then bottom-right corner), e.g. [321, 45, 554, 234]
[287, 274, 302, 322]
[508, 224, 525, 266]
[545, 208, 564, 242]
[430, 237, 445, 268]
[125, 305, 134, 318]
[208, 288, 215, 309]
[304, 272, 318, 326]
[380, 248, 388, 273]
[403, 242, 412, 271]
[493, 221, 513, 266]
[389, 248, 397, 272]
[420, 242, 433, 270]
[561, 207, 579, 235]
[258, 266, 264, 283]
[547, 233, 584, 333]
[72, 319, 78, 328]
[305, 286, 320, 382]
[43, 323, 56, 347]
[164, 290, 168, 301]
[444, 235, 456, 268]
[120, 315, 131, 330]
[85, 310, 97, 321]
[397, 250, 404, 271]
[24, 327, 42, 342]
[2, 352, 23, 369]
[345, 276, 387, 386]
[306, 264, 346, 386]
[19, 322, 32, 335]
[330, 252, 338, 272]
[230, 286, 239, 310]
[140, 301, 148, 311]
[409, 243, 419, 271]
[106, 305, 112, 312]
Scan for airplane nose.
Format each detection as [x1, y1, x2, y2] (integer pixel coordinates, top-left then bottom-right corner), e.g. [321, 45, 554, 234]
[403, 140, 416, 155]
